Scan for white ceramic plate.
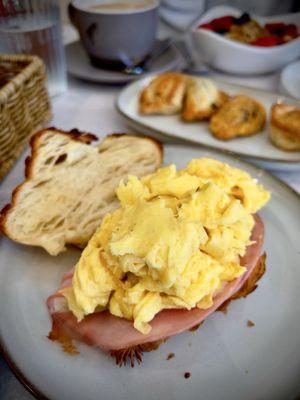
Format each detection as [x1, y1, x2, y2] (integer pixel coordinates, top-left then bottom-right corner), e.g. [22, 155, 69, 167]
[1, 144, 300, 400]
[66, 40, 182, 84]
[191, 6, 300, 75]
[117, 75, 300, 171]
[280, 60, 300, 100]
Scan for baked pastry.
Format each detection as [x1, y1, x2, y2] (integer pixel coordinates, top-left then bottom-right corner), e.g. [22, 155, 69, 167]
[139, 72, 187, 115]
[269, 103, 300, 151]
[210, 95, 266, 140]
[181, 77, 228, 121]
[0, 129, 163, 255]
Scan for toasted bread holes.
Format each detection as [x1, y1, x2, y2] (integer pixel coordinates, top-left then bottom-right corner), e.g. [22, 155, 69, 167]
[55, 154, 67, 165]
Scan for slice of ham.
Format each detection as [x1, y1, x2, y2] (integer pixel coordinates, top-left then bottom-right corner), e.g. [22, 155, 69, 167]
[47, 214, 264, 352]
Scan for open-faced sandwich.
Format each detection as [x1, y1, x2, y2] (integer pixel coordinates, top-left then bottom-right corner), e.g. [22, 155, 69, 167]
[47, 157, 270, 366]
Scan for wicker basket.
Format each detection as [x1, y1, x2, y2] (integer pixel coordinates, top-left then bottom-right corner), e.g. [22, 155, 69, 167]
[0, 54, 52, 180]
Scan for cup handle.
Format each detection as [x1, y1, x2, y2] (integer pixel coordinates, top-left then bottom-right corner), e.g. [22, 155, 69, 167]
[68, 2, 77, 27]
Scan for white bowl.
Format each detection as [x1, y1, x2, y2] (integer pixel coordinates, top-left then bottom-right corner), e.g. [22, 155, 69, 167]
[279, 60, 300, 99]
[191, 6, 300, 75]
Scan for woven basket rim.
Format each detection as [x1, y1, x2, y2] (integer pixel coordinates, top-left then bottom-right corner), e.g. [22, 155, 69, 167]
[0, 54, 45, 104]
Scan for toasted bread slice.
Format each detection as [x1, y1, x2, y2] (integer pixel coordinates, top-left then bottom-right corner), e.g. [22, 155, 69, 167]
[269, 103, 300, 151]
[139, 72, 187, 115]
[0, 128, 163, 255]
[210, 95, 266, 140]
[181, 77, 228, 122]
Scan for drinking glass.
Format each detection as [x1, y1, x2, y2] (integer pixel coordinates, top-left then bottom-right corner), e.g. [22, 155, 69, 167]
[0, 0, 67, 97]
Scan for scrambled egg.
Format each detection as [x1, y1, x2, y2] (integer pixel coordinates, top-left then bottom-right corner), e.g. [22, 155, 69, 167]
[62, 158, 270, 334]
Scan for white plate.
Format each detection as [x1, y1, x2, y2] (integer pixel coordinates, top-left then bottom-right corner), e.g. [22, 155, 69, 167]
[280, 60, 300, 100]
[1, 144, 300, 400]
[66, 40, 182, 84]
[117, 75, 300, 171]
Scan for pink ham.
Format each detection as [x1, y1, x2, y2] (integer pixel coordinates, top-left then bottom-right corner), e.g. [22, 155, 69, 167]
[47, 214, 264, 352]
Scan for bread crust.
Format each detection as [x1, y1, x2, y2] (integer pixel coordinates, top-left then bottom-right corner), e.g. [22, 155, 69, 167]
[269, 103, 300, 151]
[139, 72, 187, 115]
[104, 132, 164, 161]
[0, 128, 163, 246]
[210, 95, 266, 140]
[25, 127, 98, 179]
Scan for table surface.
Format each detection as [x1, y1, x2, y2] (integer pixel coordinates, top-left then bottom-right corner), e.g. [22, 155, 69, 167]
[1, 55, 300, 400]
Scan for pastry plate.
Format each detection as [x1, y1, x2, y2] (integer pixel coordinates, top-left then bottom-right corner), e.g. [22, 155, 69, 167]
[1, 144, 300, 400]
[117, 75, 300, 171]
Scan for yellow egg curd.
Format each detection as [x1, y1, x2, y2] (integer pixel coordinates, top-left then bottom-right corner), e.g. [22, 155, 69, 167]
[62, 158, 270, 334]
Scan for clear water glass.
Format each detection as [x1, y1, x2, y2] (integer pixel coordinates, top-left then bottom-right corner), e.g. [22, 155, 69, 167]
[0, 0, 67, 97]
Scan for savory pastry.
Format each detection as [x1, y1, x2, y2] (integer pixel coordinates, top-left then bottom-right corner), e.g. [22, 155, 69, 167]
[48, 158, 270, 366]
[269, 103, 300, 151]
[0, 128, 162, 255]
[210, 95, 266, 140]
[181, 77, 228, 121]
[139, 72, 187, 115]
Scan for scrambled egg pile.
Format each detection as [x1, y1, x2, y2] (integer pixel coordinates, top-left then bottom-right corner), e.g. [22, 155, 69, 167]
[62, 158, 270, 334]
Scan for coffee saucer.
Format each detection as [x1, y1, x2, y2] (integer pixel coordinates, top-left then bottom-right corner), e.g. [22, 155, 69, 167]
[65, 39, 183, 84]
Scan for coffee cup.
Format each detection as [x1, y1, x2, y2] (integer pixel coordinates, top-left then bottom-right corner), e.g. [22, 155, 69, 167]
[68, 0, 159, 70]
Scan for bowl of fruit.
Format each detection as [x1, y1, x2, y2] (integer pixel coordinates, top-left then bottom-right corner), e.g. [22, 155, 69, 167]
[191, 6, 300, 75]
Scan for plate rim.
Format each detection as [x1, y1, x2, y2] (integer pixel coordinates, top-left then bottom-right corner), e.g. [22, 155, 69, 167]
[1, 142, 300, 400]
[116, 75, 300, 164]
[0, 340, 48, 400]
[66, 40, 183, 84]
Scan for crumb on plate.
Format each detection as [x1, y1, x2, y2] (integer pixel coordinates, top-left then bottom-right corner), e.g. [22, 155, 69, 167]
[167, 353, 175, 360]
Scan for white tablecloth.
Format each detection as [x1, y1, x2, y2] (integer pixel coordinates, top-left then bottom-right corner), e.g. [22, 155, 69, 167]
[1, 49, 300, 400]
